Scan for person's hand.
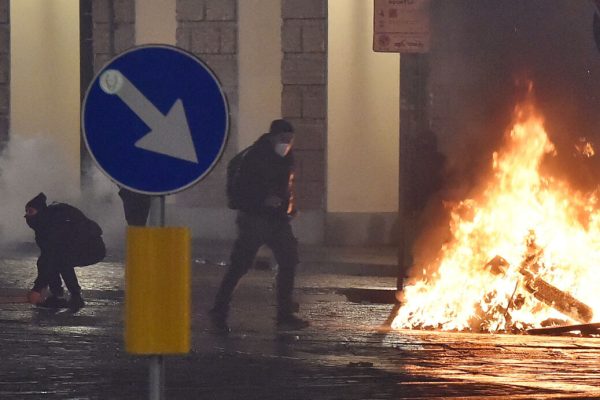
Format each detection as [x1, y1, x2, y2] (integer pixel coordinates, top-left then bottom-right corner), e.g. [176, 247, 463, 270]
[287, 207, 298, 220]
[27, 290, 42, 305]
[264, 195, 283, 208]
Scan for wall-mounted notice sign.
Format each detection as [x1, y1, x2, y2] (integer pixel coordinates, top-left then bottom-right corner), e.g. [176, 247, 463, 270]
[373, 0, 431, 53]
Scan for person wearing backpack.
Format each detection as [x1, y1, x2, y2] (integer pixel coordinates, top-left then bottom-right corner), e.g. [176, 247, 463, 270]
[24, 192, 106, 311]
[209, 119, 309, 333]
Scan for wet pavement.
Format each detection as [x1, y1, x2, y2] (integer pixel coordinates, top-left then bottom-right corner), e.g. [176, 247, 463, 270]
[1, 249, 600, 399]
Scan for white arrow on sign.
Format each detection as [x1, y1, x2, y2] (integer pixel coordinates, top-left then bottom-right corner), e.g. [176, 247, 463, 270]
[99, 69, 199, 163]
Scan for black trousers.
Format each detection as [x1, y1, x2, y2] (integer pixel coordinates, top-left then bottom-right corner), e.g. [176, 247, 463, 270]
[33, 254, 80, 296]
[31, 238, 105, 296]
[212, 212, 299, 317]
[119, 189, 152, 226]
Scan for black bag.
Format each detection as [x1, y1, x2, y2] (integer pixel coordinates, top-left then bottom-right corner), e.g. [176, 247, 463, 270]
[73, 235, 106, 267]
[48, 203, 103, 238]
[72, 211, 105, 265]
[48, 203, 106, 266]
[226, 147, 251, 209]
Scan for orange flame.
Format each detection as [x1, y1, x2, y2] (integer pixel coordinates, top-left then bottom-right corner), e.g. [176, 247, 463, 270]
[392, 98, 600, 332]
[575, 137, 595, 158]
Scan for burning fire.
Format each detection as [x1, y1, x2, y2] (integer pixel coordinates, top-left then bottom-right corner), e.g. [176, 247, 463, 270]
[575, 137, 595, 158]
[393, 97, 600, 333]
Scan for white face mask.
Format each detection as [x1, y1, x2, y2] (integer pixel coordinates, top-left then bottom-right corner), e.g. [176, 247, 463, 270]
[275, 143, 291, 157]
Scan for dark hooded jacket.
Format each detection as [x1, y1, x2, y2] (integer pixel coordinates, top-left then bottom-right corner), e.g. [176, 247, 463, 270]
[27, 203, 106, 267]
[236, 133, 294, 219]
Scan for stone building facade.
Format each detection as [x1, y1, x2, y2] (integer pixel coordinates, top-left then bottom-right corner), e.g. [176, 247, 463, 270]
[0, 0, 401, 246]
[281, 0, 327, 211]
[86, 0, 327, 216]
[0, 0, 8, 145]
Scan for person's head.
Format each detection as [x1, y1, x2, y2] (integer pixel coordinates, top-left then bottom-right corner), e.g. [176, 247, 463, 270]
[24, 192, 47, 220]
[268, 119, 295, 157]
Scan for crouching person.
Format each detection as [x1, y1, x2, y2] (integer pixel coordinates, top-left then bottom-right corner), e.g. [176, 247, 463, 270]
[24, 193, 106, 311]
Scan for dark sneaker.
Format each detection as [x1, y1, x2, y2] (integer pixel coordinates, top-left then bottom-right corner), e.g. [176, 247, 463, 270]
[208, 309, 230, 334]
[276, 314, 310, 330]
[68, 294, 85, 312]
[36, 295, 69, 309]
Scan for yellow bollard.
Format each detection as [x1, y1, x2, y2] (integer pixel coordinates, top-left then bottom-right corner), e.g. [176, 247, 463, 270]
[125, 227, 190, 354]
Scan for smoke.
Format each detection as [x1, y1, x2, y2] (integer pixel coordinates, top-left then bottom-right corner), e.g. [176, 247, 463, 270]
[80, 162, 127, 251]
[0, 135, 125, 250]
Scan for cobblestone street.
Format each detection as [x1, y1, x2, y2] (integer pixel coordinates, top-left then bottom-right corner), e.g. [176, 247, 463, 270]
[1, 252, 600, 399]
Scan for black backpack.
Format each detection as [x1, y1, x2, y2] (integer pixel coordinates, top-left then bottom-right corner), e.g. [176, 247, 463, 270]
[46, 203, 106, 266]
[226, 146, 251, 209]
[49, 203, 103, 238]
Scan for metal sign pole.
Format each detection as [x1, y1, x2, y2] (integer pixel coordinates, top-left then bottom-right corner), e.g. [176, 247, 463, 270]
[159, 196, 166, 227]
[149, 355, 164, 400]
[149, 195, 166, 400]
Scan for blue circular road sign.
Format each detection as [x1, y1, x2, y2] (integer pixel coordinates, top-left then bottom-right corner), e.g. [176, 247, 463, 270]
[82, 45, 229, 195]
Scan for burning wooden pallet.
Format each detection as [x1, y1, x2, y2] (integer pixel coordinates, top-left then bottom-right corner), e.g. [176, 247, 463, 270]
[526, 322, 600, 336]
[486, 255, 594, 326]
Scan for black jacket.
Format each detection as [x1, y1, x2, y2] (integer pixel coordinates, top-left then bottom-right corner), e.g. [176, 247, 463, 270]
[28, 203, 105, 266]
[237, 133, 294, 219]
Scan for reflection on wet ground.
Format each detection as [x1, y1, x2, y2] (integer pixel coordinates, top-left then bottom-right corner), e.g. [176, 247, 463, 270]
[1, 255, 600, 399]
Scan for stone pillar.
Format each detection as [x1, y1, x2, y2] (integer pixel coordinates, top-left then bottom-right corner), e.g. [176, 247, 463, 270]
[0, 0, 9, 145]
[175, 0, 237, 208]
[80, 0, 93, 176]
[281, 0, 326, 211]
[86, 0, 135, 181]
[92, 0, 136, 74]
